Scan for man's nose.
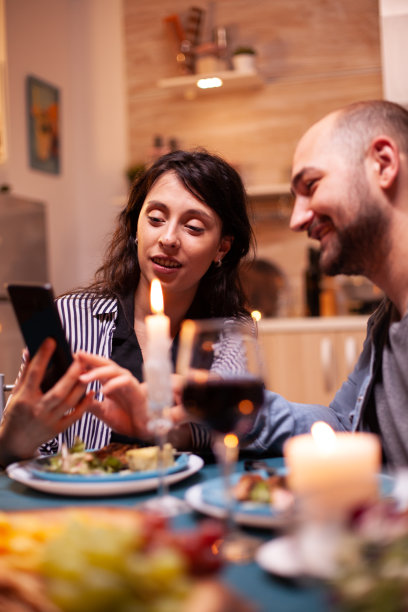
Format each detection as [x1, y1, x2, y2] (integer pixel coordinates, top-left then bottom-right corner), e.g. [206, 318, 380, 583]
[289, 196, 314, 232]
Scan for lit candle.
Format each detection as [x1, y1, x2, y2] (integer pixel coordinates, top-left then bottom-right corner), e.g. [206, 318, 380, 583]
[284, 423, 381, 519]
[144, 279, 173, 428]
[145, 279, 171, 359]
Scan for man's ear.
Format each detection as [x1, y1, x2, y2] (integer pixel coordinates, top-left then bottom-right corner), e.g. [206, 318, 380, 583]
[215, 235, 233, 264]
[369, 136, 400, 189]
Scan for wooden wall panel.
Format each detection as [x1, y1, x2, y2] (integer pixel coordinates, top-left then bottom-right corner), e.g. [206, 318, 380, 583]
[122, 0, 382, 316]
[123, 0, 382, 187]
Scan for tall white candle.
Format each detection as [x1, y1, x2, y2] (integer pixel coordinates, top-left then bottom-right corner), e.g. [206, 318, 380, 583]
[144, 279, 172, 428]
[145, 278, 171, 360]
[284, 422, 381, 519]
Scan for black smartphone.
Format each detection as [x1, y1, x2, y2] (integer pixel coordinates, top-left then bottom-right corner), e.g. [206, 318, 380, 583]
[7, 283, 73, 392]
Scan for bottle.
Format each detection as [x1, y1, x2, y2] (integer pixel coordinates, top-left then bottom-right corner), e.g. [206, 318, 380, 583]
[305, 247, 321, 316]
[168, 137, 179, 152]
[319, 276, 337, 317]
[147, 135, 169, 166]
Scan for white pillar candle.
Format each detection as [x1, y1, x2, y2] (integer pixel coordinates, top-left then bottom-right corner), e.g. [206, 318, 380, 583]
[144, 279, 172, 425]
[284, 422, 381, 519]
[145, 279, 170, 359]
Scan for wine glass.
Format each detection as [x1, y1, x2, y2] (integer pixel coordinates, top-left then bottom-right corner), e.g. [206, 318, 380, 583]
[177, 317, 265, 562]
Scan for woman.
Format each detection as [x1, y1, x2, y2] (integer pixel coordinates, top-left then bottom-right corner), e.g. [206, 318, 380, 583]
[0, 149, 254, 465]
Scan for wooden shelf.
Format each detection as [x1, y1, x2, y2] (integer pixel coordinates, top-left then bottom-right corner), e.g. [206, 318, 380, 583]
[157, 70, 264, 99]
[246, 183, 290, 198]
[247, 185, 293, 222]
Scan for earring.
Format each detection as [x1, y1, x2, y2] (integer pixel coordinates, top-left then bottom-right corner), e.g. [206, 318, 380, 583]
[134, 235, 138, 246]
[215, 259, 222, 268]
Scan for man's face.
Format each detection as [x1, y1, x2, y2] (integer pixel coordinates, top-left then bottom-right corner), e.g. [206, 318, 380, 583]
[290, 114, 390, 278]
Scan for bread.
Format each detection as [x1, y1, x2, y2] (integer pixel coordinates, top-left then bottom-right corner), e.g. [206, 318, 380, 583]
[126, 443, 174, 472]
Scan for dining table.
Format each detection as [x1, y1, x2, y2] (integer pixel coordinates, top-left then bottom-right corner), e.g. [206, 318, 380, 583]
[0, 455, 336, 612]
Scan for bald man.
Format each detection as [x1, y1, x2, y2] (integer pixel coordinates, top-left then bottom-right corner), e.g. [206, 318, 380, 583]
[249, 100, 408, 468]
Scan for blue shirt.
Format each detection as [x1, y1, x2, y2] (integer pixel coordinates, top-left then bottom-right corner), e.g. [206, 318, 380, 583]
[246, 300, 389, 456]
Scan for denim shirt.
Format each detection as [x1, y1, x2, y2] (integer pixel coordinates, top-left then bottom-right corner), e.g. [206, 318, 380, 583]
[246, 300, 389, 455]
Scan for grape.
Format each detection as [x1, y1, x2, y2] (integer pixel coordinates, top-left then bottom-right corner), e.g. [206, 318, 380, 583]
[40, 519, 193, 612]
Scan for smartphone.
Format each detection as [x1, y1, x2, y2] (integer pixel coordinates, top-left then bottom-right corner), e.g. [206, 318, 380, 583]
[7, 283, 73, 392]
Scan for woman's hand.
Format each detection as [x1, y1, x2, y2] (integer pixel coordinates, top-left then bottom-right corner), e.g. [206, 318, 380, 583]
[77, 354, 195, 448]
[77, 352, 150, 439]
[166, 374, 189, 424]
[0, 339, 92, 467]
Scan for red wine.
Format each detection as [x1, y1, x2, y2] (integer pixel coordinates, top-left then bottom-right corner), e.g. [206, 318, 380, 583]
[182, 378, 264, 434]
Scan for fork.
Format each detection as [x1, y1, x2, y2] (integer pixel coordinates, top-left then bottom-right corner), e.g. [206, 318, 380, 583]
[243, 459, 277, 476]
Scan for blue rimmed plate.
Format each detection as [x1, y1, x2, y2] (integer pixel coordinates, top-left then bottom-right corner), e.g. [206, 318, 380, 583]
[185, 471, 395, 529]
[185, 468, 291, 528]
[6, 454, 204, 497]
[30, 453, 189, 483]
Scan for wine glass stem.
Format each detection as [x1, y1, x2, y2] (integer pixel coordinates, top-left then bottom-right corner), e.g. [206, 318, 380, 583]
[156, 429, 169, 500]
[213, 434, 238, 532]
[222, 450, 236, 532]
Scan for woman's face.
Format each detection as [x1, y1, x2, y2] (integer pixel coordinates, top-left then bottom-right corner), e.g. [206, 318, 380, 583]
[136, 171, 232, 301]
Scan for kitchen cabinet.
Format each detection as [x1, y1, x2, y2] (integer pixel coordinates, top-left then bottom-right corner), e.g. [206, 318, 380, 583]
[258, 316, 368, 405]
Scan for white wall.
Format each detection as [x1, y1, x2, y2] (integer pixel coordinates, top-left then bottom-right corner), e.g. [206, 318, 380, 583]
[379, 0, 408, 107]
[0, 0, 127, 294]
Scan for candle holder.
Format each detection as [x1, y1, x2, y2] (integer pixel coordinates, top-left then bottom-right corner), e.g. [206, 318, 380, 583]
[137, 279, 190, 516]
[134, 357, 190, 516]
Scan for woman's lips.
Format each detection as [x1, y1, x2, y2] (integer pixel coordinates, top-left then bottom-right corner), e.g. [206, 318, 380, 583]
[151, 256, 182, 272]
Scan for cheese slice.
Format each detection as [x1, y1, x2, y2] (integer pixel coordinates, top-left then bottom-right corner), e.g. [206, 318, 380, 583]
[126, 443, 174, 472]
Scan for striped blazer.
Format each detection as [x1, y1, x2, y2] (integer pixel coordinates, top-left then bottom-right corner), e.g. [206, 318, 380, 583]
[38, 293, 250, 454]
[41, 293, 213, 454]
[39, 293, 119, 453]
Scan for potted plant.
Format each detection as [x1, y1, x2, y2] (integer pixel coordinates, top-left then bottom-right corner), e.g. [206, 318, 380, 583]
[232, 46, 257, 72]
[126, 162, 146, 186]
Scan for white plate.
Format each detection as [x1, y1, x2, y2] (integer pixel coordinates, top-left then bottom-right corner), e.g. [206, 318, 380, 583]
[256, 536, 308, 578]
[256, 473, 397, 579]
[185, 479, 290, 529]
[6, 454, 204, 497]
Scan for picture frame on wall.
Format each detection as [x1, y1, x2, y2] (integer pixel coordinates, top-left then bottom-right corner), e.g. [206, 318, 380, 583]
[26, 75, 60, 174]
[0, 64, 6, 165]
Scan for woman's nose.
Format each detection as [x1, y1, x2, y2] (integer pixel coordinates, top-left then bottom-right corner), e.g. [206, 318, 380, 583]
[158, 230, 180, 249]
[289, 196, 315, 232]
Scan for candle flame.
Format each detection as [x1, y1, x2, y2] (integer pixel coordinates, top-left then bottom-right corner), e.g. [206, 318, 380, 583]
[311, 421, 337, 453]
[150, 279, 164, 314]
[251, 310, 262, 322]
[224, 433, 239, 449]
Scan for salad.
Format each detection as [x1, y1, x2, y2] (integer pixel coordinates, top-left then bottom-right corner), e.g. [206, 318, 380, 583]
[232, 473, 293, 511]
[332, 499, 408, 612]
[39, 439, 176, 476]
[43, 439, 130, 475]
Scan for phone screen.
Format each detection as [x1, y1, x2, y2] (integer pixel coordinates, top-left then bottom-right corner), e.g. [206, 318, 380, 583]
[7, 283, 73, 392]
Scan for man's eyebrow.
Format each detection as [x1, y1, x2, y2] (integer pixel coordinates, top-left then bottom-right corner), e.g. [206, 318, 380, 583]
[290, 169, 305, 195]
[290, 167, 316, 195]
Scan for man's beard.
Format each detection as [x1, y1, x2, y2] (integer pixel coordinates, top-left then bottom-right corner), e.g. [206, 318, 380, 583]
[319, 187, 391, 278]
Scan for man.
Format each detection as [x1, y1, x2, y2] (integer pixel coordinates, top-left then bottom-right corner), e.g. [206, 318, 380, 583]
[249, 99, 408, 467]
